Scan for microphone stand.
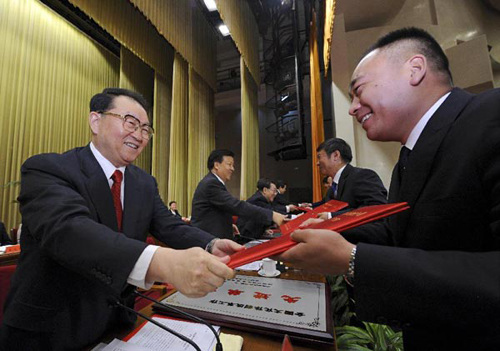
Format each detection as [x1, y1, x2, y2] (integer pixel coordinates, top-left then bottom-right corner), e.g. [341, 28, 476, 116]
[134, 290, 223, 351]
[115, 300, 201, 351]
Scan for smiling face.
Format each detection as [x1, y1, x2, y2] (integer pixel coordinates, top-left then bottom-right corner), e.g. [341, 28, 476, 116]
[348, 49, 417, 143]
[213, 156, 235, 183]
[316, 150, 343, 178]
[90, 95, 150, 167]
[262, 182, 278, 203]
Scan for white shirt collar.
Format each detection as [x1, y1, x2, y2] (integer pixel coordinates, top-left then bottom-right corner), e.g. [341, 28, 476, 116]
[89, 142, 126, 181]
[212, 171, 225, 185]
[405, 92, 451, 150]
[333, 164, 347, 185]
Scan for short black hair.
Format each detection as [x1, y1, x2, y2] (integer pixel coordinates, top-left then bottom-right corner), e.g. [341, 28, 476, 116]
[207, 149, 235, 170]
[257, 178, 275, 192]
[276, 180, 286, 189]
[90, 88, 149, 113]
[365, 27, 452, 83]
[168, 201, 176, 206]
[317, 138, 353, 163]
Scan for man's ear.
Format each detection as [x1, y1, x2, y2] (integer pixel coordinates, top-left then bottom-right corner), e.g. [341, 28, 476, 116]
[331, 150, 341, 161]
[89, 112, 101, 135]
[408, 55, 426, 86]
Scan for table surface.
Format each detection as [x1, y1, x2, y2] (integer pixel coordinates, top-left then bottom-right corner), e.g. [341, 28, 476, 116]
[102, 268, 337, 351]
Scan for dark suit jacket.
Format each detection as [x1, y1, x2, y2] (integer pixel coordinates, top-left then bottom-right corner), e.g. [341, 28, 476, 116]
[312, 164, 387, 210]
[1, 145, 214, 350]
[0, 221, 12, 246]
[345, 88, 500, 350]
[272, 192, 289, 214]
[191, 173, 273, 239]
[237, 191, 273, 239]
[170, 209, 181, 217]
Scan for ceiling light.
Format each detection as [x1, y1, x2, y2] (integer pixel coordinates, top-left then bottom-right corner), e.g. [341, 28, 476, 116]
[218, 24, 230, 36]
[203, 0, 217, 12]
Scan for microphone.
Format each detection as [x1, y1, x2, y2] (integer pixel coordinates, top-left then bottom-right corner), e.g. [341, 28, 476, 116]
[114, 299, 202, 351]
[134, 290, 223, 351]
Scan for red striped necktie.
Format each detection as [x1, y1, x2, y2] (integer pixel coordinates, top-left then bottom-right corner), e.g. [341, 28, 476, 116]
[111, 170, 123, 231]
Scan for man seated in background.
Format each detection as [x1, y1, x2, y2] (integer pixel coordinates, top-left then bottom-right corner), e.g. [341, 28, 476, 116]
[272, 180, 298, 215]
[237, 178, 279, 241]
[169, 200, 189, 223]
[191, 149, 286, 240]
[0, 88, 241, 350]
[310, 175, 334, 208]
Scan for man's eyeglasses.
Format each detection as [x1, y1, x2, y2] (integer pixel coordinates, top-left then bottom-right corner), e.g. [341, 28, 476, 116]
[99, 112, 154, 140]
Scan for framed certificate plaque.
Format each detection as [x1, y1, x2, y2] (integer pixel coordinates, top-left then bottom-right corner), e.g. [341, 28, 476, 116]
[153, 274, 335, 345]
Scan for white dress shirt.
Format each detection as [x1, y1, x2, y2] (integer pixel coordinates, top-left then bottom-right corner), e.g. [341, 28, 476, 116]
[90, 142, 158, 289]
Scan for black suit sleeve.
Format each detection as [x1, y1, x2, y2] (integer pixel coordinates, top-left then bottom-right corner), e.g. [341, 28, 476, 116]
[349, 169, 387, 208]
[354, 243, 500, 335]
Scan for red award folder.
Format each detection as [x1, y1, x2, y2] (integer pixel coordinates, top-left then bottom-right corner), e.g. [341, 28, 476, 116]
[280, 199, 349, 236]
[227, 202, 409, 269]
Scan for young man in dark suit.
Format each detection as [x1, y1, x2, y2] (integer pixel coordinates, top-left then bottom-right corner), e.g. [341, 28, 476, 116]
[272, 180, 298, 215]
[0, 88, 241, 350]
[280, 28, 500, 350]
[191, 149, 286, 240]
[237, 178, 279, 240]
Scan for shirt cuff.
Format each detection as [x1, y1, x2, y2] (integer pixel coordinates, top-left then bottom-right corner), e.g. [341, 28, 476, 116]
[286, 205, 290, 213]
[127, 245, 160, 289]
[327, 212, 332, 219]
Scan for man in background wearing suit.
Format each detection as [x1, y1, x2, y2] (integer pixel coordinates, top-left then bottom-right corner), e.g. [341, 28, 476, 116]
[280, 28, 500, 350]
[168, 201, 181, 217]
[0, 88, 241, 350]
[237, 178, 278, 240]
[314, 137, 387, 218]
[272, 180, 298, 215]
[191, 149, 286, 240]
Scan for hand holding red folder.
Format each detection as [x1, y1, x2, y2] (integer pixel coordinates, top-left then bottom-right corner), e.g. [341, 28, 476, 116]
[227, 202, 409, 269]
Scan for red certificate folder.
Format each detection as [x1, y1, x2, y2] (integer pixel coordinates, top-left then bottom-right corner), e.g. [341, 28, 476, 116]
[227, 202, 409, 269]
[280, 199, 349, 236]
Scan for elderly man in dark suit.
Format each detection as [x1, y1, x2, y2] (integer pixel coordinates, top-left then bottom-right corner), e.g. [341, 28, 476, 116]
[237, 178, 279, 240]
[314, 137, 387, 218]
[0, 88, 241, 350]
[280, 28, 500, 350]
[191, 150, 286, 240]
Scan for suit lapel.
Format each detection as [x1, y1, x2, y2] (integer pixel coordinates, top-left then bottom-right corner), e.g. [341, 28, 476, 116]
[396, 88, 473, 233]
[80, 146, 119, 231]
[336, 164, 352, 200]
[122, 166, 143, 237]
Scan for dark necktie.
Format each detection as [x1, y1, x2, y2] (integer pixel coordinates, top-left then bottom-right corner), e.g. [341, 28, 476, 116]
[398, 146, 411, 179]
[331, 182, 338, 199]
[111, 170, 123, 231]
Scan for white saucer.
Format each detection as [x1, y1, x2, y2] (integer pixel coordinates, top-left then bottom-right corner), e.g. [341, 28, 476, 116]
[258, 269, 281, 278]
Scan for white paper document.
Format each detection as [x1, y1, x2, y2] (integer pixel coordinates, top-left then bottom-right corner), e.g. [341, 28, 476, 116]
[124, 316, 220, 351]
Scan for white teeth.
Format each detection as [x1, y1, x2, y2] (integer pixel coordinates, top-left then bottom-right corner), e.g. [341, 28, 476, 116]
[125, 142, 138, 149]
[361, 113, 372, 125]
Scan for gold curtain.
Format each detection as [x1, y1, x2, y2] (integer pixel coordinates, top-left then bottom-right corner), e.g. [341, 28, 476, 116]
[309, 9, 325, 202]
[240, 57, 260, 200]
[151, 71, 173, 206]
[68, 0, 172, 79]
[187, 67, 215, 216]
[167, 53, 189, 215]
[0, 0, 119, 229]
[119, 47, 154, 173]
[216, 0, 260, 85]
[323, 0, 337, 76]
[129, 0, 217, 90]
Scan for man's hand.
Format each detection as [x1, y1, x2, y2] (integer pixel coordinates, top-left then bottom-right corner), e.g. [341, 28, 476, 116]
[232, 224, 240, 235]
[146, 247, 235, 298]
[299, 202, 312, 208]
[278, 229, 354, 275]
[288, 204, 298, 212]
[298, 217, 324, 228]
[272, 211, 288, 226]
[210, 239, 244, 260]
[317, 212, 329, 220]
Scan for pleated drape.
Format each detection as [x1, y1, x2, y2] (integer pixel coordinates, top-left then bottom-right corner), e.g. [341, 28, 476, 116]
[167, 53, 189, 215]
[151, 71, 173, 206]
[216, 0, 260, 85]
[309, 10, 325, 202]
[323, 0, 337, 76]
[240, 57, 260, 200]
[0, 0, 119, 229]
[119, 47, 154, 173]
[187, 67, 215, 216]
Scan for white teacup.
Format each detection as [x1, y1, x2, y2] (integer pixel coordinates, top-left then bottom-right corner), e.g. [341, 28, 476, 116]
[261, 258, 277, 276]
